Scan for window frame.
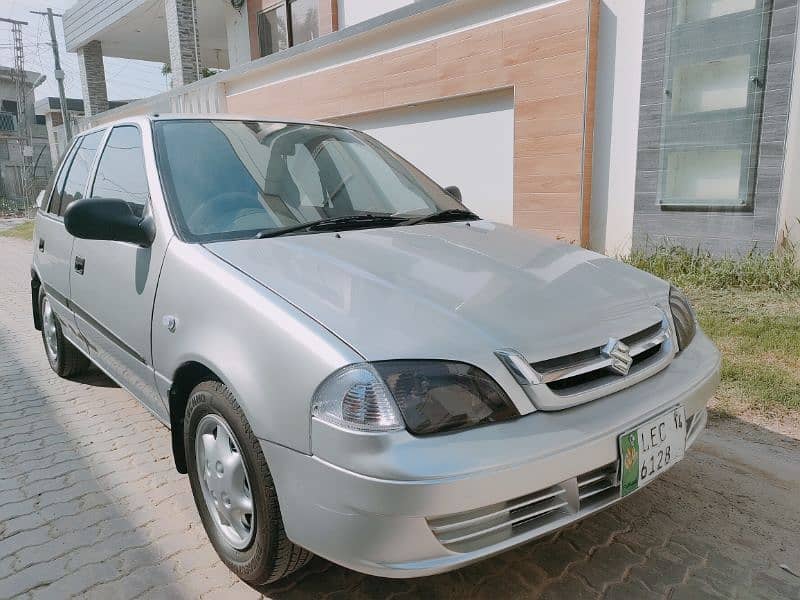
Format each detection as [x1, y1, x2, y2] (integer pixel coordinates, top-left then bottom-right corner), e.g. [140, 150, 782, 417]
[55, 128, 108, 218]
[44, 135, 82, 217]
[256, 0, 319, 58]
[655, 0, 771, 211]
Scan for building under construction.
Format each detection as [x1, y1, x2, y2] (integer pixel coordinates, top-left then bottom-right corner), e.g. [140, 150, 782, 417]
[0, 66, 50, 214]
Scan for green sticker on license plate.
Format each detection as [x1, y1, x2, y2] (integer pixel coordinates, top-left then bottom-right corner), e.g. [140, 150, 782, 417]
[619, 430, 640, 497]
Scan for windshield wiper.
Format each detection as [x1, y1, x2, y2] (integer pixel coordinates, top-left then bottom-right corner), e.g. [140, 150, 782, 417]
[255, 214, 406, 239]
[402, 208, 479, 227]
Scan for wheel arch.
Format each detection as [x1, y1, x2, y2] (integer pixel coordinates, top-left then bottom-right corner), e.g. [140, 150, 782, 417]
[31, 268, 42, 331]
[168, 360, 221, 473]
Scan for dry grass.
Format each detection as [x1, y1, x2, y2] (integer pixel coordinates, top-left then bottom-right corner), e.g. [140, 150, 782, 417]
[0, 220, 34, 240]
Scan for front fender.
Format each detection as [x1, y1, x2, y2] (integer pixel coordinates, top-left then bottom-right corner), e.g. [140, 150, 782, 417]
[151, 241, 362, 453]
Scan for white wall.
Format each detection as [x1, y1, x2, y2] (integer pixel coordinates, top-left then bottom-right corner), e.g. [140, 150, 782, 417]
[778, 20, 800, 249]
[334, 89, 515, 225]
[589, 0, 645, 257]
[337, 0, 416, 28]
[225, 1, 251, 68]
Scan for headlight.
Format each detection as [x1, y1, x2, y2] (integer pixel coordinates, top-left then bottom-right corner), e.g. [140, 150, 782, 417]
[669, 286, 697, 351]
[312, 361, 518, 435]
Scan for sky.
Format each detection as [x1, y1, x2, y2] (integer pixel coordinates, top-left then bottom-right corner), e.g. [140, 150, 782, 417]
[0, 0, 169, 103]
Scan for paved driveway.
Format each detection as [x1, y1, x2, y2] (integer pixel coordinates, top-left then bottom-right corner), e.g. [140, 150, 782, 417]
[1, 236, 799, 599]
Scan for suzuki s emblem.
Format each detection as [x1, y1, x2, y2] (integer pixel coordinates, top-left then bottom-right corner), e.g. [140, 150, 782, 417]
[602, 338, 633, 376]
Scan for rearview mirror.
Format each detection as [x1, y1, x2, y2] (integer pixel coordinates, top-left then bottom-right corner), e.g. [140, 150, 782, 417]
[64, 197, 155, 246]
[444, 186, 462, 203]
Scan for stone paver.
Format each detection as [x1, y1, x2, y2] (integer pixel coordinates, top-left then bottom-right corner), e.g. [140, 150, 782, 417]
[1, 236, 799, 599]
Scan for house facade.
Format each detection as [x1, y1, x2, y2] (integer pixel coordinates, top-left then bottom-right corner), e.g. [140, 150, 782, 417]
[61, 0, 800, 255]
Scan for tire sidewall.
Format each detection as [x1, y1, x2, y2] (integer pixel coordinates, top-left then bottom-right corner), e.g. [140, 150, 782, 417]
[184, 382, 274, 582]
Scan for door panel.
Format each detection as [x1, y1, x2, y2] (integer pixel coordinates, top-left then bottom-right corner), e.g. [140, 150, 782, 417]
[33, 134, 95, 342]
[35, 213, 78, 337]
[70, 237, 167, 419]
[69, 125, 169, 420]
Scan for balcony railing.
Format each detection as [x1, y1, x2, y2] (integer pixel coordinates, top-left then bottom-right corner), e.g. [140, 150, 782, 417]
[0, 111, 17, 133]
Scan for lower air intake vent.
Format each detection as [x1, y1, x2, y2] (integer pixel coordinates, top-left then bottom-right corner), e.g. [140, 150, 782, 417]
[427, 461, 620, 553]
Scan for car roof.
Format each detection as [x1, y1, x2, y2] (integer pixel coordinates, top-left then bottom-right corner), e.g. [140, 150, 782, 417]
[77, 113, 347, 137]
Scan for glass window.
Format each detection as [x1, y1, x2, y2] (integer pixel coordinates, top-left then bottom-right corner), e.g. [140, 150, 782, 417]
[47, 139, 78, 214]
[91, 126, 150, 216]
[675, 0, 756, 24]
[57, 130, 104, 216]
[257, 4, 289, 57]
[154, 120, 461, 242]
[656, 0, 770, 209]
[257, 0, 319, 57]
[289, 0, 319, 45]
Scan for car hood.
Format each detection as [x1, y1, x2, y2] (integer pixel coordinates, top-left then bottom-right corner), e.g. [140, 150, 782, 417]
[204, 222, 670, 361]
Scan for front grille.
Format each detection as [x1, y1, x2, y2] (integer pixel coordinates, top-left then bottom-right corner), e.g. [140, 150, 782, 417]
[427, 461, 619, 553]
[577, 462, 618, 506]
[529, 317, 673, 403]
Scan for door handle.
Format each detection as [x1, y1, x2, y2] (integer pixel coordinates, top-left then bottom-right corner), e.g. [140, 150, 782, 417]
[38, 238, 45, 252]
[74, 256, 85, 275]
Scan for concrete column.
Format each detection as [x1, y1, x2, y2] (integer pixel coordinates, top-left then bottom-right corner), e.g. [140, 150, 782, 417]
[166, 0, 201, 86]
[224, 1, 250, 68]
[77, 40, 109, 116]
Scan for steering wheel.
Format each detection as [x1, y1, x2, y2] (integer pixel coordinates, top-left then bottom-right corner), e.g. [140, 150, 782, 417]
[327, 173, 354, 206]
[186, 192, 271, 234]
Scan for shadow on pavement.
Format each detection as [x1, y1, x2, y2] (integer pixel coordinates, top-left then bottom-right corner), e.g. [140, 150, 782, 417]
[71, 364, 122, 388]
[0, 264, 180, 598]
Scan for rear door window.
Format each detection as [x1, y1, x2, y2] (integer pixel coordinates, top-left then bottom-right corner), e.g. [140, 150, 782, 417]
[56, 130, 105, 217]
[46, 140, 80, 215]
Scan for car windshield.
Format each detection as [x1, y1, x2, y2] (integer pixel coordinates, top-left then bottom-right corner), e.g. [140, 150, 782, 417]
[153, 119, 466, 242]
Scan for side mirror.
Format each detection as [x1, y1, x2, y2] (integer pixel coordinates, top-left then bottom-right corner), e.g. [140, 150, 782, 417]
[444, 185, 462, 203]
[64, 197, 155, 246]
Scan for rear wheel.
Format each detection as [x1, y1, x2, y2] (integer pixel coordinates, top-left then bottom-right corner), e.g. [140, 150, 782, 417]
[185, 380, 312, 584]
[39, 289, 89, 378]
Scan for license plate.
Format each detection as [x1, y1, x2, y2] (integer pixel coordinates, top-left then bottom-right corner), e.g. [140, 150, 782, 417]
[619, 406, 686, 497]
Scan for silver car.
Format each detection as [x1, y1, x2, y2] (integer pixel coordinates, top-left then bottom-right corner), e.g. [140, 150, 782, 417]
[31, 115, 720, 585]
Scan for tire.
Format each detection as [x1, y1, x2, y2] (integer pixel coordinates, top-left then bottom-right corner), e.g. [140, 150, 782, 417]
[185, 380, 312, 585]
[39, 288, 90, 378]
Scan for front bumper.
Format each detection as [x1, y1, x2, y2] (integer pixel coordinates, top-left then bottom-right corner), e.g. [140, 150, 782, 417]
[261, 332, 720, 578]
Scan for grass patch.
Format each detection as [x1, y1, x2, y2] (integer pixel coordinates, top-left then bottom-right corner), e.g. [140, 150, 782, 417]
[0, 220, 34, 240]
[629, 245, 800, 425]
[627, 245, 800, 291]
[689, 288, 800, 420]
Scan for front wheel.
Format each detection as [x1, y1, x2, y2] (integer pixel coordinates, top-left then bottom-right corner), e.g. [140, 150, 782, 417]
[184, 380, 312, 584]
